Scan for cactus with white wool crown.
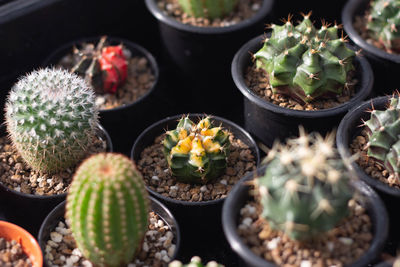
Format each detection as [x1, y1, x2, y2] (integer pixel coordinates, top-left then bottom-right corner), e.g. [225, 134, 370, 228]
[169, 256, 224, 267]
[363, 96, 400, 180]
[255, 128, 353, 240]
[163, 116, 230, 184]
[66, 153, 150, 267]
[255, 12, 356, 104]
[5, 68, 98, 174]
[177, 0, 239, 19]
[366, 0, 400, 53]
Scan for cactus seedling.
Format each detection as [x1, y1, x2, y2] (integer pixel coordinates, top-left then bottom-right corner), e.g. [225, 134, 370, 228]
[255, 13, 356, 104]
[255, 128, 353, 240]
[5, 68, 99, 174]
[66, 153, 150, 267]
[366, 0, 400, 53]
[169, 256, 224, 267]
[163, 116, 230, 184]
[71, 36, 128, 94]
[177, 0, 239, 20]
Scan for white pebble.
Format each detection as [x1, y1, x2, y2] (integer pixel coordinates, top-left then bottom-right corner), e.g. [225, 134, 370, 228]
[327, 241, 335, 252]
[127, 264, 136, 267]
[242, 217, 252, 226]
[47, 240, 58, 248]
[151, 176, 159, 181]
[95, 96, 106, 106]
[200, 185, 207, 192]
[14, 186, 21, 192]
[72, 248, 82, 256]
[160, 250, 167, 256]
[162, 255, 171, 262]
[267, 237, 281, 250]
[220, 179, 227, 185]
[165, 231, 173, 240]
[300, 260, 312, 267]
[82, 260, 93, 267]
[170, 186, 178, 191]
[50, 232, 63, 243]
[252, 3, 260, 10]
[58, 221, 65, 228]
[164, 169, 169, 173]
[142, 242, 149, 252]
[155, 252, 162, 260]
[56, 226, 70, 235]
[157, 219, 164, 228]
[60, 255, 66, 261]
[168, 244, 176, 257]
[46, 178, 53, 184]
[45, 245, 52, 252]
[339, 237, 353, 245]
[45, 253, 54, 261]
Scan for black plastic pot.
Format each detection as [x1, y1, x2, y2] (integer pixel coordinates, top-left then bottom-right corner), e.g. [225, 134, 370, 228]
[337, 95, 400, 255]
[38, 197, 181, 267]
[42, 36, 159, 155]
[130, 113, 260, 263]
[232, 34, 374, 147]
[342, 0, 400, 96]
[0, 122, 112, 236]
[222, 166, 389, 267]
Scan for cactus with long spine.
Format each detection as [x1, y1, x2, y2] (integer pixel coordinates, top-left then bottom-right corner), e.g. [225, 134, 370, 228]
[66, 153, 150, 267]
[255, 13, 356, 104]
[255, 129, 353, 240]
[163, 116, 230, 184]
[366, 0, 400, 53]
[169, 256, 224, 267]
[177, 0, 239, 19]
[5, 68, 99, 174]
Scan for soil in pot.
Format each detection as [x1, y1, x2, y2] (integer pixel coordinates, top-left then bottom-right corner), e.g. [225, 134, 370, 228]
[0, 237, 33, 267]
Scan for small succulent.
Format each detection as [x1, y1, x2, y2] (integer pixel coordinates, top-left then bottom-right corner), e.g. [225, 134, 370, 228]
[363, 96, 400, 180]
[366, 0, 400, 53]
[255, 13, 356, 104]
[177, 0, 238, 19]
[163, 116, 230, 184]
[71, 36, 128, 94]
[255, 128, 353, 240]
[66, 153, 150, 267]
[169, 256, 224, 267]
[5, 68, 99, 174]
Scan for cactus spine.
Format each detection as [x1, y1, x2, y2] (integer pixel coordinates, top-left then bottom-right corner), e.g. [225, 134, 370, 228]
[163, 116, 230, 184]
[255, 129, 353, 240]
[5, 68, 99, 174]
[66, 153, 150, 267]
[177, 0, 239, 19]
[255, 13, 356, 103]
[169, 256, 224, 267]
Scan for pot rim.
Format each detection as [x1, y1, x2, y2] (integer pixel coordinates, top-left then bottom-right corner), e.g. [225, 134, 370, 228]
[342, 0, 400, 64]
[130, 113, 261, 207]
[41, 35, 159, 114]
[336, 95, 400, 198]
[144, 0, 274, 35]
[231, 34, 374, 119]
[222, 166, 389, 267]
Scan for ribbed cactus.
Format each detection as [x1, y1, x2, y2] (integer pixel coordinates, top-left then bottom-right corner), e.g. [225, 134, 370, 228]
[255, 129, 353, 240]
[255, 13, 356, 104]
[66, 153, 150, 267]
[5, 68, 99, 174]
[366, 0, 400, 53]
[169, 256, 224, 267]
[163, 116, 230, 184]
[364, 96, 400, 180]
[177, 0, 239, 19]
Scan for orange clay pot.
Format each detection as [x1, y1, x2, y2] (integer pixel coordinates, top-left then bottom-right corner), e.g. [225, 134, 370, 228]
[0, 220, 43, 267]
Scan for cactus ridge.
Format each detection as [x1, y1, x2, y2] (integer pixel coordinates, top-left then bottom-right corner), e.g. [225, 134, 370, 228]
[255, 13, 356, 103]
[177, 0, 239, 19]
[255, 128, 353, 240]
[163, 116, 230, 184]
[5, 68, 99, 174]
[66, 153, 150, 267]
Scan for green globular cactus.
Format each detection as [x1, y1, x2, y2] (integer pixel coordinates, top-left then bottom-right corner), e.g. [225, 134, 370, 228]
[66, 153, 150, 267]
[366, 0, 400, 53]
[169, 256, 224, 267]
[255, 129, 353, 241]
[255, 13, 356, 104]
[177, 0, 239, 20]
[364, 96, 400, 179]
[5, 68, 99, 174]
[163, 116, 230, 184]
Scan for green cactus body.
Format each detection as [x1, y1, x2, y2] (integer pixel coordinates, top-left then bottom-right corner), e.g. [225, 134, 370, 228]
[177, 0, 239, 19]
[255, 14, 356, 104]
[256, 129, 353, 240]
[364, 96, 400, 178]
[366, 0, 400, 53]
[5, 68, 99, 174]
[66, 153, 150, 267]
[169, 256, 224, 267]
[163, 116, 230, 184]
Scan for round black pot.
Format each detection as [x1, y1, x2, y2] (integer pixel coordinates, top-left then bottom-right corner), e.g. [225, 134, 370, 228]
[222, 166, 389, 267]
[0, 123, 112, 236]
[42, 36, 159, 155]
[342, 0, 400, 96]
[337, 95, 400, 254]
[232, 34, 374, 147]
[130, 113, 260, 263]
[38, 197, 181, 267]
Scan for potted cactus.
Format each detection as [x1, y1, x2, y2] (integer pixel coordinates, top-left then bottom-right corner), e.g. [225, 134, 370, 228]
[38, 153, 180, 267]
[222, 129, 388, 267]
[232, 13, 373, 147]
[0, 68, 112, 235]
[342, 0, 400, 95]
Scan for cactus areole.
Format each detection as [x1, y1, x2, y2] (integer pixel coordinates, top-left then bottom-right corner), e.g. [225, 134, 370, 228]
[177, 0, 239, 20]
[71, 36, 128, 94]
[163, 116, 230, 184]
[254, 13, 356, 104]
